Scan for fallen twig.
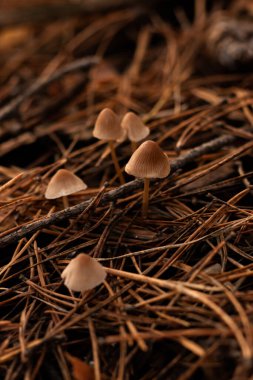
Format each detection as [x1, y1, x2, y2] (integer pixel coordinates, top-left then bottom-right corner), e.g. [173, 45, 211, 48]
[0, 134, 239, 248]
[0, 56, 100, 121]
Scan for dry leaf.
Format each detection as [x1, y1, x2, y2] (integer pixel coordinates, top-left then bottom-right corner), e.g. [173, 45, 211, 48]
[66, 353, 95, 380]
[0, 27, 31, 50]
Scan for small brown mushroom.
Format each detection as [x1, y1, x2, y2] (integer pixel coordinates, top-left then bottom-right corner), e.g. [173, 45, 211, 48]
[61, 253, 107, 293]
[89, 62, 119, 85]
[121, 112, 150, 152]
[45, 168, 87, 208]
[125, 140, 170, 218]
[93, 108, 125, 184]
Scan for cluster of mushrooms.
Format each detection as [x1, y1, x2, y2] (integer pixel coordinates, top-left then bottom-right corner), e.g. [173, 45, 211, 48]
[44, 108, 171, 293]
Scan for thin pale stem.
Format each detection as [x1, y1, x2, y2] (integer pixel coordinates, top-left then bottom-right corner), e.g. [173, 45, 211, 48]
[108, 140, 125, 185]
[131, 141, 138, 153]
[62, 196, 69, 209]
[142, 178, 150, 218]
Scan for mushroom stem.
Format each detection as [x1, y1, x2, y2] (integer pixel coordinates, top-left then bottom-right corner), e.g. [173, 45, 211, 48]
[108, 140, 125, 185]
[62, 196, 69, 209]
[131, 141, 138, 153]
[142, 178, 150, 218]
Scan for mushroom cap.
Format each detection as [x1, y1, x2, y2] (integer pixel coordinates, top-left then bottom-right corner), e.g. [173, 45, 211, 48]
[45, 169, 87, 199]
[121, 112, 150, 142]
[93, 108, 125, 141]
[125, 140, 170, 179]
[89, 62, 118, 84]
[61, 253, 107, 292]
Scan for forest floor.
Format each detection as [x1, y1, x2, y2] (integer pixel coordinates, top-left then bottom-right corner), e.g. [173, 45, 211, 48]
[1, 1, 253, 379]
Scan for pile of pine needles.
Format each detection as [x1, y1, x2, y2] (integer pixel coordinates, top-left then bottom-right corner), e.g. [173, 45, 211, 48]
[1, 1, 253, 379]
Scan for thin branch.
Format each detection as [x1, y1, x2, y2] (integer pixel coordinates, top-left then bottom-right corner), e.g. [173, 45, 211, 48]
[0, 56, 100, 121]
[0, 134, 238, 248]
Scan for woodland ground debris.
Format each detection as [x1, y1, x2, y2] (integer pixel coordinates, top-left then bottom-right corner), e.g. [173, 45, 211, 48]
[1, 1, 253, 379]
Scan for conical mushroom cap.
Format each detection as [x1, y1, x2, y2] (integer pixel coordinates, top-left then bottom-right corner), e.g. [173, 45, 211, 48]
[125, 140, 170, 179]
[93, 108, 125, 141]
[121, 112, 150, 142]
[61, 253, 107, 292]
[45, 169, 87, 199]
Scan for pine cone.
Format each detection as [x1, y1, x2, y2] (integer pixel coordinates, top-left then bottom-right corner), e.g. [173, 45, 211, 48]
[205, 1, 253, 70]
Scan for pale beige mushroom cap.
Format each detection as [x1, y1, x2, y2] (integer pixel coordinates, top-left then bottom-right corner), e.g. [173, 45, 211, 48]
[121, 112, 150, 142]
[89, 62, 119, 84]
[45, 169, 87, 199]
[125, 140, 170, 179]
[93, 108, 125, 141]
[61, 253, 107, 292]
